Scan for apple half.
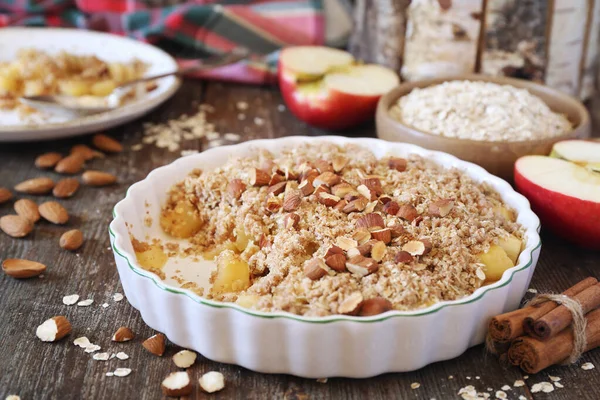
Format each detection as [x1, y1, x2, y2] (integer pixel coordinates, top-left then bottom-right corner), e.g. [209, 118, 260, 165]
[550, 140, 600, 173]
[514, 156, 600, 249]
[278, 46, 399, 130]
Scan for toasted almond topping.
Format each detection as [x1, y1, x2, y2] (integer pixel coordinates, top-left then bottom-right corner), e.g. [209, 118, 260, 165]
[14, 199, 40, 223]
[0, 215, 33, 238]
[388, 157, 407, 171]
[2, 258, 46, 278]
[300, 168, 319, 184]
[336, 236, 358, 251]
[55, 154, 85, 174]
[347, 244, 371, 258]
[359, 297, 393, 316]
[53, 178, 80, 198]
[284, 213, 300, 229]
[199, 371, 225, 393]
[352, 228, 371, 245]
[35, 152, 63, 169]
[36, 316, 71, 342]
[346, 255, 379, 277]
[112, 326, 135, 342]
[429, 199, 454, 217]
[314, 159, 333, 173]
[283, 190, 301, 211]
[313, 184, 330, 196]
[162, 371, 192, 397]
[249, 168, 270, 186]
[317, 192, 340, 207]
[82, 170, 117, 186]
[227, 179, 246, 201]
[402, 240, 426, 256]
[268, 181, 287, 196]
[142, 333, 166, 356]
[39, 201, 69, 224]
[360, 177, 382, 191]
[313, 171, 341, 187]
[397, 204, 419, 221]
[60, 229, 84, 251]
[343, 197, 368, 213]
[420, 238, 433, 255]
[332, 155, 348, 172]
[370, 228, 391, 244]
[298, 180, 314, 196]
[268, 172, 285, 186]
[356, 213, 385, 229]
[265, 196, 282, 213]
[388, 223, 405, 237]
[258, 234, 271, 249]
[395, 251, 414, 263]
[325, 253, 346, 272]
[325, 245, 344, 257]
[371, 241, 387, 261]
[338, 292, 364, 315]
[304, 258, 327, 280]
[331, 182, 356, 198]
[382, 201, 400, 215]
[334, 199, 348, 210]
[14, 177, 55, 195]
[92, 134, 123, 153]
[0, 187, 12, 204]
[356, 184, 375, 201]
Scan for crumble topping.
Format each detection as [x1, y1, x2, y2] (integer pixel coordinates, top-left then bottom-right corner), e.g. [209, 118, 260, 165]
[157, 143, 523, 316]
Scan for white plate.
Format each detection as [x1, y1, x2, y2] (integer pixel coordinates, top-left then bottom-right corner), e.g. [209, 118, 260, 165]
[110, 136, 542, 378]
[0, 27, 180, 142]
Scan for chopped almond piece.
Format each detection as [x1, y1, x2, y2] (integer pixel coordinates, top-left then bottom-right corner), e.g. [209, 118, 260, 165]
[298, 180, 315, 196]
[304, 258, 327, 280]
[283, 190, 301, 211]
[371, 228, 391, 244]
[268, 181, 287, 196]
[325, 253, 346, 272]
[249, 168, 270, 186]
[429, 199, 454, 217]
[359, 297, 393, 316]
[356, 213, 385, 229]
[314, 172, 341, 187]
[338, 292, 364, 315]
[388, 157, 407, 171]
[318, 192, 341, 207]
[395, 251, 414, 263]
[382, 201, 400, 215]
[402, 240, 426, 256]
[397, 204, 419, 221]
[284, 213, 300, 229]
[345, 255, 379, 277]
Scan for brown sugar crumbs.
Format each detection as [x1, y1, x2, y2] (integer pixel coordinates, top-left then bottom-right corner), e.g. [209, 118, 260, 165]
[155, 143, 524, 317]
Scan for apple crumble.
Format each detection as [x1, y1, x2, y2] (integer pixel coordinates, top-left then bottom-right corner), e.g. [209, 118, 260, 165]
[154, 143, 524, 317]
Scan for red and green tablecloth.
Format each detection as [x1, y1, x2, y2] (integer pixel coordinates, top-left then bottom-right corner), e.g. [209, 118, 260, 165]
[0, 0, 328, 84]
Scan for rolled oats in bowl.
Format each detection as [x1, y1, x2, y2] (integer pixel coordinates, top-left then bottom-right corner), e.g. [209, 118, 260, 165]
[390, 80, 572, 142]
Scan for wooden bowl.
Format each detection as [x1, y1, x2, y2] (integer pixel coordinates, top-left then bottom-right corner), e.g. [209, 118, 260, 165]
[376, 74, 591, 180]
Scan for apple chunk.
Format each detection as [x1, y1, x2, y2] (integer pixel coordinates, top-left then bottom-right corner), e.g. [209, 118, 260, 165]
[278, 46, 399, 130]
[514, 156, 600, 249]
[551, 140, 600, 172]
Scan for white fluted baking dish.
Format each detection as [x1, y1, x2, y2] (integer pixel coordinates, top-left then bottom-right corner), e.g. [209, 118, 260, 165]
[109, 136, 541, 378]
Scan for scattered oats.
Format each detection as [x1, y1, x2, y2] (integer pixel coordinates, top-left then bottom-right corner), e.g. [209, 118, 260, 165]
[466, 376, 471, 380]
[113, 293, 124, 302]
[458, 385, 477, 399]
[411, 382, 420, 389]
[74, 337, 91, 348]
[224, 133, 241, 142]
[93, 352, 110, 361]
[206, 131, 220, 141]
[548, 375, 561, 382]
[62, 294, 80, 305]
[180, 149, 199, 157]
[237, 113, 246, 120]
[106, 372, 114, 377]
[448, 375, 454, 379]
[38, 274, 44, 279]
[316, 378, 328, 383]
[513, 380, 525, 387]
[475, 376, 480, 380]
[487, 388, 493, 392]
[495, 391, 507, 399]
[84, 344, 101, 353]
[254, 117, 264, 126]
[582, 362, 595, 370]
[110, 353, 116, 359]
[131, 144, 143, 151]
[518, 396, 527, 400]
[531, 382, 554, 393]
[207, 139, 226, 148]
[77, 299, 93, 307]
[116, 352, 129, 360]
[199, 371, 225, 393]
[527, 288, 538, 293]
[113, 368, 132, 377]
[277, 104, 285, 112]
[554, 382, 564, 388]
[6, 396, 20, 400]
[236, 101, 248, 111]
[172, 350, 196, 368]
[523, 375, 529, 379]
[501, 385, 511, 391]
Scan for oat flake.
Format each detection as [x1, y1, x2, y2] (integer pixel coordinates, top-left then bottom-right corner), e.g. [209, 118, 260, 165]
[495, 390, 507, 399]
[77, 299, 93, 307]
[411, 382, 420, 389]
[316, 378, 327, 383]
[113, 368, 132, 377]
[93, 352, 110, 361]
[500, 385, 510, 391]
[527, 288, 538, 294]
[113, 293, 124, 302]
[74, 337, 91, 348]
[116, 352, 129, 360]
[531, 382, 554, 393]
[105, 372, 114, 377]
[513, 380, 525, 387]
[62, 294, 80, 305]
[548, 375, 561, 382]
[582, 362, 595, 370]
[554, 382, 564, 388]
[84, 344, 101, 353]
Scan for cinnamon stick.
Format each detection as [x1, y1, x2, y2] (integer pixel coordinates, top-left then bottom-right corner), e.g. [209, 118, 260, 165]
[488, 277, 597, 342]
[526, 283, 600, 341]
[507, 308, 600, 374]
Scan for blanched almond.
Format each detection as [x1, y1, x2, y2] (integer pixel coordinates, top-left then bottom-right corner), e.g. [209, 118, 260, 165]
[39, 201, 69, 224]
[304, 258, 327, 280]
[92, 134, 123, 153]
[35, 152, 63, 169]
[338, 292, 363, 315]
[60, 229, 84, 251]
[352, 228, 371, 245]
[0, 215, 33, 237]
[332, 182, 356, 198]
[336, 236, 358, 251]
[82, 170, 117, 186]
[14, 177, 54, 195]
[356, 213, 385, 229]
[359, 297, 393, 316]
[53, 178, 80, 198]
[388, 157, 407, 171]
[14, 199, 40, 223]
[325, 253, 346, 272]
[0, 187, 12, 204]
[227, 179, 246, 201]
[55, 154, 85, 174]
[172, 350, 197, 369]
[249, 168, 270, 186]
[2, 258, 46, 278]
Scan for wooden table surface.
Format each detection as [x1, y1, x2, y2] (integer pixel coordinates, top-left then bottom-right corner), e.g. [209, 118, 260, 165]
[1, 80, 599, 400]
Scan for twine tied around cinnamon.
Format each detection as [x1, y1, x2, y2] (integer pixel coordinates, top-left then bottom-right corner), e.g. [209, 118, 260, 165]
[524, 294, 587, 364]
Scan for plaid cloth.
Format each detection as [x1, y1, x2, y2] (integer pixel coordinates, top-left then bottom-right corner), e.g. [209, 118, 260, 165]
[0, 0, 326, 84]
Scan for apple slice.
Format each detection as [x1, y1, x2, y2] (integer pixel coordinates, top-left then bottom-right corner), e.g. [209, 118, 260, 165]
[279, 46, 399, 130]
[551, 140, 600, 172]
[514, 156, 600, 249]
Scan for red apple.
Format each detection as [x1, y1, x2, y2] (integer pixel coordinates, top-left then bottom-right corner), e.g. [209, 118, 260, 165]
[550, 140, 600, 173]
[514, 155, 600, 249]
[278, 46, 399, 130]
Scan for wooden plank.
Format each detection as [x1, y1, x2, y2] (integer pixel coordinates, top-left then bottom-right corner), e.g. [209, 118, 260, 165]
[0, 81, 599, 400]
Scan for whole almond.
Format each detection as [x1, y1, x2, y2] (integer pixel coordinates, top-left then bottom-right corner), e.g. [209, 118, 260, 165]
[36, 316, 72, 342]
[283, 190, 301, 212]
[388, 157, 407, 172]
[143, 333, 166, 356]
[249, 168, 270, 186]
[0, 187, 13, 204]
[82, 170, 117, 187]
[53, 178, 80, 198]
[112, 326, 135, 342]
[39, 201, 69, 224]
[2, 258, 46, 278]
[0, 215, 33, 237]
[14, 177, 55, 195]
[55, 154, 85, 174]
[14, 199, 40, 223]
[35, 152, 63, 169]
[92, 134, 123, 153]
[59, 229, 84, 251]
[70, 144, 96, 161]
